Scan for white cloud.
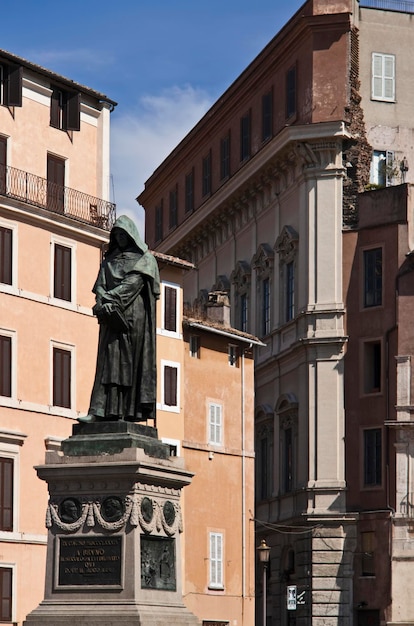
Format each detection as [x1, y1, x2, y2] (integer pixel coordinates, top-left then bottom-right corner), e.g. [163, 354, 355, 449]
[110, 85, 212, 236]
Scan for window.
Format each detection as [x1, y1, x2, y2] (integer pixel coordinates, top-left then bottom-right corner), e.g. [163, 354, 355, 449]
[208, 403, 223, 446]
[185, 170, 194, 214]
[286, 65, 297, 119]
[262, 277, 271, 335]
[262, 90, 273, 141]
[155, 202, 163, 243]
[50, 87, 81, 131]
[0, 62, 22, 107]
[164, 365, 177, 407]
[364, 340, 382, 394]
[47, 154, 65, 214]
[169, 187, 178, 230]
[54, 243, 72, 302]
[364, 248, 382, 307]
[220, 134, 230, 180]
[162, 283, 180, 334]
[0, 567, 12, 621]
[286, 261, 295, 322]
[277, 395, 298, 495]
[240, 293, 248, 332]
[0, 226, 12, 286]
[209, 532, 224, 589]
[53, 347, 71, 408]
[189, 335, 200, 358]
[370, 150, 394, 187]
[228, 344, 238, 367]
[363, 428, 382, 487]
[282, 426, 293, 493]
[240, 111, 251, 162]
[0, 335, 11, 398]
[361, 531, 375, 576]
[161, 361, 180, 411]
[202, 151, 212, 197]
[372, 53, 395, 102]
[275, 226, 299, 325]
[257, 422, 273, 501]
[0, 458, 13, 531]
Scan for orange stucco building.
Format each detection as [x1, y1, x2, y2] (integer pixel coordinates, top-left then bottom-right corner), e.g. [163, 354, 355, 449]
[0, 49, 116, 624]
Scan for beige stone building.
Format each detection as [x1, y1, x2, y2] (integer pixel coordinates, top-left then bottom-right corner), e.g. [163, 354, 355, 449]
[138, 2, 414, 625]
[0, 49, 116, 624]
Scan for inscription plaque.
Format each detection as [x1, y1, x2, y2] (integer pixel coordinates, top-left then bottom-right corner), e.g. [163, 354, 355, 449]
[57, 535, 122, 587]
[141, 536, 176, 591]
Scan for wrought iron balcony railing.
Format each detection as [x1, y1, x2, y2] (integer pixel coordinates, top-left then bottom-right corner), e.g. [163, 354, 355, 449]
[0, 165, 116, 230]
[360, 0, 414, 12]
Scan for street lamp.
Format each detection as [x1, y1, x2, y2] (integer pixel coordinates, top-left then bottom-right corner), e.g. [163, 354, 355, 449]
[257, 539, 270, 626]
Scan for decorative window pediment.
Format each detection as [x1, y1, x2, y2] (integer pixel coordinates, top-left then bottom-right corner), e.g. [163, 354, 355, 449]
[252, 243, 274, 278]
[230, 261, 251, 292]
[212, 275, 231, 293]
[275, 226, 298, 264]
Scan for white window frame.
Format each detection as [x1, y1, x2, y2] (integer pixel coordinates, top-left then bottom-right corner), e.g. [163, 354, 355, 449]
[50, 235, 77, 307]
[159, 281, 181, 338]
[0, 430, 26, 537]
[208, 402, 223, 446]
[159, 359, 180, 413]
[50, 340, 76, 416]
[209, 531, 224, 589]
[0, 217, 18, 294]
[371, 52, 395, 102]
[0, 328, 16, 404]
[161, 437, 181, 457]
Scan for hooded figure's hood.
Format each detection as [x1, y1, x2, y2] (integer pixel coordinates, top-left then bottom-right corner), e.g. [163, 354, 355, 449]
[108, 214, 148, 254]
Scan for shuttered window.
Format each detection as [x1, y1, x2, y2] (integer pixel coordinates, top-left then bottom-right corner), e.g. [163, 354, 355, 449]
[0, 335, 11, 398]
[208, 403, 222, 446]
[0, 226, 12, 285]
[53, 347, 71, 408]
[169, 187, 178, 230]
[0, 135, 7, 195]
[185, 170, 194, 213]
[54, 243, 72, 301]
[0, 62, 22, 107]
[164, 286, 177, 333]
[202, 151, 211, 197]
[240, 111, 251, 162]
[50, 87, 81, 131]
[372, 53, 395, 102]
[209, 532, 223, 588]
[155, 202, 163, 243]
[0, 458, 13, 531]
[0, 567, 12, 621]
[262, 90, 273, 141]
[164, 365, 178, 407]
[220, 134, 230, 180]
[286, 65, 297, 118]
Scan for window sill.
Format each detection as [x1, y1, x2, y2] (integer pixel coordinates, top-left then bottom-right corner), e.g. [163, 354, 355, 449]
[208, 584, 224, 592]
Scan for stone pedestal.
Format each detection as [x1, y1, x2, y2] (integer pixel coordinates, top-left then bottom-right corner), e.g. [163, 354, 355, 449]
[24, 423, 200, 626]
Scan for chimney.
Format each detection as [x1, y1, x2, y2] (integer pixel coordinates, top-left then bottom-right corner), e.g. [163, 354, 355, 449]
[206, 291, 230, 327]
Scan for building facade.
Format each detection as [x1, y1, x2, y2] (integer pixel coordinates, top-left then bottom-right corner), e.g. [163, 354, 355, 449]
[138, 2, 414, 625]
[0, 49, 116, 624]
[155, 254, 259, 625]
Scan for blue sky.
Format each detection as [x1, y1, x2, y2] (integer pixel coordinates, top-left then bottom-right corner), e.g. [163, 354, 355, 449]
[2, 0, 304, 231]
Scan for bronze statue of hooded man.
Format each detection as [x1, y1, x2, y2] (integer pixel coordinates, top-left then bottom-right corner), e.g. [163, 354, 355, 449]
[79, 215, 160, 423]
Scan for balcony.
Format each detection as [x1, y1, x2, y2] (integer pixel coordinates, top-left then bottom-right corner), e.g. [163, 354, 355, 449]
[360, 0, 414, 12]
[0, 165, 116, 230]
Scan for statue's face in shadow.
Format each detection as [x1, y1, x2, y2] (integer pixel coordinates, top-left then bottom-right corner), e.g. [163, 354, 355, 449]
[112, 228, 130, 251]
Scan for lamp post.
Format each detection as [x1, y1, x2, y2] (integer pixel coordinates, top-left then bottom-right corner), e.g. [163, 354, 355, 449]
[257, 539, 271, 626]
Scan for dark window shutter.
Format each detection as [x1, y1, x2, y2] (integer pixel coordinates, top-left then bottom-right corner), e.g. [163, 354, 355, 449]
[6, 64, 22, 107]
[50, 89, 62, 128]
[66, 91, 81, 131]
[164, 366, 177, 406]
[0, 567, 12, 621]
[54, 244, 72, 301]
[0, 457, 13, 532]
[164, 287, 177, 332]
[0, 335, 11, 398]
[53, 348, 71, 408]
[0, 227, 12, 285]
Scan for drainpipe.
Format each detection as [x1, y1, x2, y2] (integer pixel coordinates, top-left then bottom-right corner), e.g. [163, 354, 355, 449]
[241, 342, 253, 623]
